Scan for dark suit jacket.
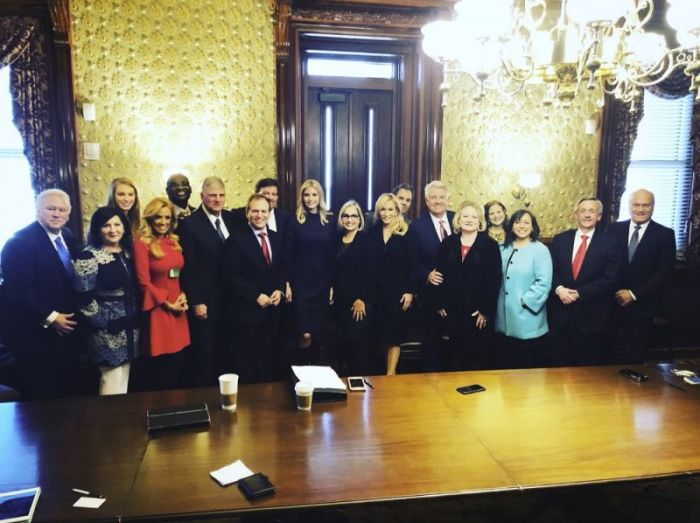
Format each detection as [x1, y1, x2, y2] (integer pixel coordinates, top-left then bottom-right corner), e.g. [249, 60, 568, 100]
[435, 232, 502, 321]
[411, 211, 456, 285]
[549, 227, 622, 333]
[609, 220, 676, 318]
[0, 221, 78, 353]
[222, 226, 286, 325]
[178, 207, 236, 320]
[232, 207, 292, 252]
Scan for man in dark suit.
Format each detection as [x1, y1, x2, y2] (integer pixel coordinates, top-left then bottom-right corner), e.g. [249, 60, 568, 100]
[549, 197, 622, 366]
[166, 172, 196, 220]
[1, 189, 81, 400]
[610, 189, 676, 363]
[179, 176, 236, 386]
[365, 182, 414, 227]
[232, 178, 291, 236]
[411, 180, 455, 371]
[223, 194, 286, 384]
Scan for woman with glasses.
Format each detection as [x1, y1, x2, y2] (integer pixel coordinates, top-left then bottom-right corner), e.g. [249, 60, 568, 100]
[289, 179, 337, 351]
[370, 193, 416, 376]
[332, 200, 376, 375]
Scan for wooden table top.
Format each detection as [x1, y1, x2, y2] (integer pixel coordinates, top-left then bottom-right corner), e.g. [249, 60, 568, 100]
[2, 365, 700, 522]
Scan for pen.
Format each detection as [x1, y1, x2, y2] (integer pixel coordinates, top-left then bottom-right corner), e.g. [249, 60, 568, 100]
[72, 488, 104, 498]
[363, 379, 374, 389]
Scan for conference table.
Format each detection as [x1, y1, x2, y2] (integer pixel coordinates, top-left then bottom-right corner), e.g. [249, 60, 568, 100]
[2, 365, 700, 521]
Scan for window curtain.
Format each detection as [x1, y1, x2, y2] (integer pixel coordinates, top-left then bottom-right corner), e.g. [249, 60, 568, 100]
[597, 94, 644, 225]
[0, 16, 57, 192]
[643, 70, 699, 260]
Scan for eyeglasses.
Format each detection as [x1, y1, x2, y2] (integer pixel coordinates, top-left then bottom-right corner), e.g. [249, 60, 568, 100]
[341, 214, 360, 219]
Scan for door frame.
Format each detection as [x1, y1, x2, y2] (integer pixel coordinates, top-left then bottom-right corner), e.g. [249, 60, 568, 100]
[274, 0, 450, 216]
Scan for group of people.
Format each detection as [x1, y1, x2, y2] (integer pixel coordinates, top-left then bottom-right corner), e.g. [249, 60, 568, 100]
[0, 173, 676, 400]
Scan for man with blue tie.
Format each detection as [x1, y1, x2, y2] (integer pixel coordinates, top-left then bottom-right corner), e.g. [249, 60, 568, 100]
[610, 189, 676, 363]
[549, 197, 622, 366]
[411, 180, 455, 371]
[1, 189, 80, 399]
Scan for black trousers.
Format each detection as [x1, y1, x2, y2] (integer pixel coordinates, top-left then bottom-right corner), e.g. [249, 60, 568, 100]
[552, 318, 611, 367]
[185, 317, 233, 388]
[618, 309, 652, 364]
[233, 313, 281, 384]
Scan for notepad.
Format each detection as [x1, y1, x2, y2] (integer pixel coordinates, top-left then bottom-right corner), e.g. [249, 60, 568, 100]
[210, 460, 254, 487]
[292, 365, 347, 402]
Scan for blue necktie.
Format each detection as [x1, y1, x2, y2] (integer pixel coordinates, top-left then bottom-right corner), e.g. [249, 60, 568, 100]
[628, 225, 641, 263]
[54, 236, 74, 277]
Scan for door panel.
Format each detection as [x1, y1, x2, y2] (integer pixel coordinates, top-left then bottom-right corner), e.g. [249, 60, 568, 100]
[304, 87, 395, 212]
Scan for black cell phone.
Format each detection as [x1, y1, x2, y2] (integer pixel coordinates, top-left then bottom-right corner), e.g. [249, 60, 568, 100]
[238, 473, 276, 500]
[619, 368, 649, 382]
[456, 384, 486, 395]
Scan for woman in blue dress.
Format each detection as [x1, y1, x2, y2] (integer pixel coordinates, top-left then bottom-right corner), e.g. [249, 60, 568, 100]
[289, 179, 336, 350]
[74, 207, 139, 395]
[494, 209, 553, 369]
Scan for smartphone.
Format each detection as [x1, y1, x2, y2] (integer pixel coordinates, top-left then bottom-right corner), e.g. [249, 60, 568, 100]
[456, 384, 485, 395]
[238, 473, 275, 500]
[619, 368, 649, 382]
[347, 377, 366, 391]
[684, 375, 700, 386]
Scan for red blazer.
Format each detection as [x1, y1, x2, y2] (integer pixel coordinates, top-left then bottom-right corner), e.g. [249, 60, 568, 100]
[133, 238, 190, 356]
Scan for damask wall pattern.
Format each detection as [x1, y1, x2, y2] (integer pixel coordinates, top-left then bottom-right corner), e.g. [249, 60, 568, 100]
[70, 0, 276, 230]
[441, 75, 601, 238]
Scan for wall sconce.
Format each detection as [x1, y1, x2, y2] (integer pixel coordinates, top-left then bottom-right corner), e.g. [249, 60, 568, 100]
[82, 102, 96, 121]
[584, 111, 601, 136]
[511, 172, 542, 208]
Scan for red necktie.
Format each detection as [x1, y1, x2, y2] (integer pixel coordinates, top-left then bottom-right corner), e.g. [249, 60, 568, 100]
[258, 232, 271, 266]
[572, 234, 588, 280]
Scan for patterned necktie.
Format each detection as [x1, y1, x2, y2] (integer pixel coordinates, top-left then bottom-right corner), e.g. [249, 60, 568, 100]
[215, 218, 225, 242]
[439, 220, 448, 241]
[258, 232, 271, 266]
[54, 236, 74, 277]
[628, 224, 641, 263]
[572, 234, 588, 280]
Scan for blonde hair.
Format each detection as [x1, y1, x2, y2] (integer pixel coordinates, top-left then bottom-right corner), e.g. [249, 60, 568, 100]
[137, 197, 181, 258]
[452, 201, 485, 233]
[374, 193, 408, 236]
[296, 179, 330, 225]
[337, 200, 365, 231]
[107, 177, 141, 235]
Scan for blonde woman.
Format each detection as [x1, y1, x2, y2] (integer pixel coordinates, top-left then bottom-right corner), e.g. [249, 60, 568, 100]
[370, 193, 415, 375]
[332, 200, 376, 375]
[133, 197, 190, 390]
[107, 177, 141, 236]
[289, 179, 336, 350]
[436, 201, 501, 371]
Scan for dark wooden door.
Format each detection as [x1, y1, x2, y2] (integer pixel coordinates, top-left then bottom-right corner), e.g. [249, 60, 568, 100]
[304, 86, 396, 212]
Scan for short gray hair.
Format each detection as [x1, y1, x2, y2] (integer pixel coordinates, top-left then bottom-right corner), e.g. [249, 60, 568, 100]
[36, 189, 71, 211]
[201, 176, 225, 192]
[574, 197, 603, 214]
[424, 180, 449, 199]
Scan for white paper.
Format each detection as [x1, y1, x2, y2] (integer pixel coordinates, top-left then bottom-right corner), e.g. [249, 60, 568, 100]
[210, 460, 254, 487]
[73, 496, 106, 509]
[291, 365, 347, 391]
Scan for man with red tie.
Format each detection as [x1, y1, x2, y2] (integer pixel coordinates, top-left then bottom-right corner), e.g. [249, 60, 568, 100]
[222, 194, 286, 383]
[549, 197, 622, 366]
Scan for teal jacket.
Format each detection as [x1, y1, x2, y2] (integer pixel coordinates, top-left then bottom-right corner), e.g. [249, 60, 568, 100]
[495, 241, 552, 339]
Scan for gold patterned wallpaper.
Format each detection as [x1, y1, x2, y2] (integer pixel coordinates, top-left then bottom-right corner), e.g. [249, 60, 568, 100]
[441, 75, 601, 237]
[70, 0, 276, 231]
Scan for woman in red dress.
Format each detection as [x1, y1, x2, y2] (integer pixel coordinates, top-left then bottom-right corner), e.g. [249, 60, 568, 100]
[133, 197, 190, 390]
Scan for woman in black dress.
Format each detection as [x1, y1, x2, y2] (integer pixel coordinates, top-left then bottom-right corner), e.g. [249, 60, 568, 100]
[370, 193, 415, 375]
[289, 179, 336, 349]
[73, 207, 139, 395]
[332, 200, 376, 375]
[436, 201, 501, 371]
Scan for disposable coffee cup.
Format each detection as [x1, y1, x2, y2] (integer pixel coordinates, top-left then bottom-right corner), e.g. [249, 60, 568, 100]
[295, 381, 314, 411]
[219, 373, 239, 412]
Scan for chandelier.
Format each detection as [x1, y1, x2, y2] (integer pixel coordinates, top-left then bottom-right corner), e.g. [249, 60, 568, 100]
[421, 0, 700, 110]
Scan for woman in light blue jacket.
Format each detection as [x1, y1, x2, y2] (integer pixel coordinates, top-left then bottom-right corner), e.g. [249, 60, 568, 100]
[495, 209, 552, 368]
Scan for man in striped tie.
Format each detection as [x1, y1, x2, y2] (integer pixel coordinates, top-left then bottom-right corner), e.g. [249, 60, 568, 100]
[1, 189, 81, 400]
[549, 197, 622, 366]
